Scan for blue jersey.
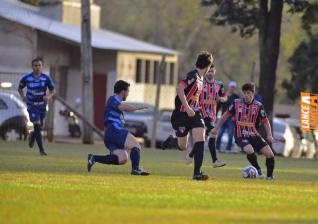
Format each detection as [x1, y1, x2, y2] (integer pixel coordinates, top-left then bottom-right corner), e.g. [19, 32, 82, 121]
[104, 95, 124, 127]
[19, 73, 55, 112]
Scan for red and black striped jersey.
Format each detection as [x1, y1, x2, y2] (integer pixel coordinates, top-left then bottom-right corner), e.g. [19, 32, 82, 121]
[175, 69, 203, 113]
[227, 98, 268, 138]
[200, 79, 225, 122]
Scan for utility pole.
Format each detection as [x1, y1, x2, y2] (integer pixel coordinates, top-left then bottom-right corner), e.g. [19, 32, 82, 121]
[151, 56, 166, 148]
[81, 0, 94, 144]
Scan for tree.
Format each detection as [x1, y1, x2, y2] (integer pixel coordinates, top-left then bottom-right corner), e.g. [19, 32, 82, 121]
[201, 0, 311, 120]
[283, 2, 318, 99]
[282, 35, 318, 99]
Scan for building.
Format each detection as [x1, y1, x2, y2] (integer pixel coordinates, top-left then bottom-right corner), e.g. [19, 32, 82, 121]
[0, 0, 178, 135]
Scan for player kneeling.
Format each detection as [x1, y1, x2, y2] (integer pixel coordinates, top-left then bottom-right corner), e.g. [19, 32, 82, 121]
[87, 80, 150, 176]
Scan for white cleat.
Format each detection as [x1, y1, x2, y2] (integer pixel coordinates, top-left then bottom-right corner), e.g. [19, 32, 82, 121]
[185, 154, 193, 165]
[212, 160, 226, 168]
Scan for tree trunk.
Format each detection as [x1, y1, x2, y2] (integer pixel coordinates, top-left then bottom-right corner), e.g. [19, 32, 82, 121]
[81, 0, 94, 144]
[258, 0, 283, 122]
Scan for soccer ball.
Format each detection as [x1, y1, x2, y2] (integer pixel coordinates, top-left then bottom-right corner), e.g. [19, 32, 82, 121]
[242, 166, 258, 179]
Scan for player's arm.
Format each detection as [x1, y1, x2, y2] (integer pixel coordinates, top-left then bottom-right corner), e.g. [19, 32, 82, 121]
[44, 89, 56, 101]
[259, 105, 276, 143]
[210, 111, 230, 137]
[176, 83, 195, 117]
[263, 118, 277, 143]
[18, 78, 27, 102]
[118, 103, 147, 112]
[44, 76, 56, 101]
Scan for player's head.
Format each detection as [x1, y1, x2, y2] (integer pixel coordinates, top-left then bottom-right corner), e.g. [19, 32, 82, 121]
[195, 51, 213, 75]
[242, 82, 255, 103]
[205, 64, 216, 81]
[114, 80, 130, 101]
[31, 57, 43, 74]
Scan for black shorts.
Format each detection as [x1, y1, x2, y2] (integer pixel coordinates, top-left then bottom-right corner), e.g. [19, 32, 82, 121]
[203, 117, 214, 136]
[235, 136, 268, 153]
[171, 110, 205, 137]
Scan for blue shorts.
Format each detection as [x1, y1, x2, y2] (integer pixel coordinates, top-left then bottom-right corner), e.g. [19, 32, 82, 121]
[104, 123, 129, 152]
[27, 107, 46, 126]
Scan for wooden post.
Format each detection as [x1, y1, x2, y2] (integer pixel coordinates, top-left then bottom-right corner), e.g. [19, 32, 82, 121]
[151, 56, 166, 148]
[81, 0, 94, 144]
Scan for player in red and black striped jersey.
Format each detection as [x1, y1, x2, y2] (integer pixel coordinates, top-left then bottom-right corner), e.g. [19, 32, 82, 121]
[212, 83, 276, 180]
[162, 51, 213, 181]
[186, 65, 227, 168]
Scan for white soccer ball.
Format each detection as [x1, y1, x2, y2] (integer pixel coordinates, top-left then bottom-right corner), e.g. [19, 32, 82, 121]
[242, 166, 258, 179]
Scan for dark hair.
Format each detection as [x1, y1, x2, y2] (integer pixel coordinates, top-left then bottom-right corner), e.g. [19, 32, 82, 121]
[31, 57, 43, 66]
[195, 51, 213, 69]
[114, 80, 130, 94]
[242, 82, 256, 92]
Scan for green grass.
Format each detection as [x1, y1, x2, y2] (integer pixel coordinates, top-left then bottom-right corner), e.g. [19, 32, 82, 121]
[0, 141, 317, 224]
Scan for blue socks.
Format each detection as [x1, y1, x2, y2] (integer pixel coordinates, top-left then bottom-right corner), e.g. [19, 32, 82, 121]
[130, 147, 140, 170]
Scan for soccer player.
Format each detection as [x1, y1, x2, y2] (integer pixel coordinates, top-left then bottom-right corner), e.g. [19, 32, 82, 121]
[211, 83, 276, 180]
[87, 80, 150, 176]
[18, 58, 56, 156]
[162, 51, 213, 180]
[186, 64, 227, 167]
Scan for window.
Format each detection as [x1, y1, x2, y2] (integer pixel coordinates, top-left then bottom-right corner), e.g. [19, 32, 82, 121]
[145, 60, 151, 83]
[169, 63, 175, 85]
[136, 59, 143, 83]
[0, 98, 8, 110]
[153, 61, 159, 84]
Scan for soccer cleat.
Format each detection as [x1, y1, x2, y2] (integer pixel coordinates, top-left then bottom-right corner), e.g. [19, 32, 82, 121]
[87, 154, 95, 172]
[131, 168, 150, 176]
[266, 176, 276, 181]
[212, 160, 227, 168]
[161, 135, 174, 150]
[40, 151, 48, 156]
[185, 154, 193, 165]
[257, 173, 265, 179]
[192, 172, 209, 181]
[28, 132, 35, 148]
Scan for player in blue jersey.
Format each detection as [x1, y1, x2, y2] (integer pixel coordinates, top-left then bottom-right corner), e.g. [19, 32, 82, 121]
[18, 58, 56, 156]
[87, 80, 150, 175]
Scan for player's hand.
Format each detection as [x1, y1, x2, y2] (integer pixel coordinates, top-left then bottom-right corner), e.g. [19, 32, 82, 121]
[267, 135, 277, 143]
[211, 128, 218, 137]
[138, 106, 148, 110]
[186, 107, 195, 117]
[22, 96, 27, 102]
[43, 96, 49, 102]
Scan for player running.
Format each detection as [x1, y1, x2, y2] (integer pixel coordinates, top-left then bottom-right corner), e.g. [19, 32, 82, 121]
[186, 64, 227, 168]
[87, 80, 150, 176]
[211, 83, 276, 180]
[162, 51, 213, 180]
[18, 58, 56, 156]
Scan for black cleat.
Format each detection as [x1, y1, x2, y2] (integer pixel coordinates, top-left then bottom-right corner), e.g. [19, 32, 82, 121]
[28, 132, 35, 148]
[131, 168, 150, 176]
[192, 172, 209, 181]
[87, 154, 95, 172]
[161, 135, 174, 150]
[40, 151, 48, 156]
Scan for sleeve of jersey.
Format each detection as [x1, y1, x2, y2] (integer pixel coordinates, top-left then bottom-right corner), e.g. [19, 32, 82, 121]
[18, 77, 26, 89]
[259, 105, 269, 123]
[47, 76, 56, 91]
[111, 96, 122, 110]
[179, 73, 196, 89]
[226, 102, 235, 116]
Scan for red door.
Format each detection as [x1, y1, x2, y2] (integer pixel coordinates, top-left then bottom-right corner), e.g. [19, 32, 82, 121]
[93, 74, 107, 130]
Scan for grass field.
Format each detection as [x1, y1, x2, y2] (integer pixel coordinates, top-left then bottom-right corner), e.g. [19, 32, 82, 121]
[0, 141, 317, 224]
